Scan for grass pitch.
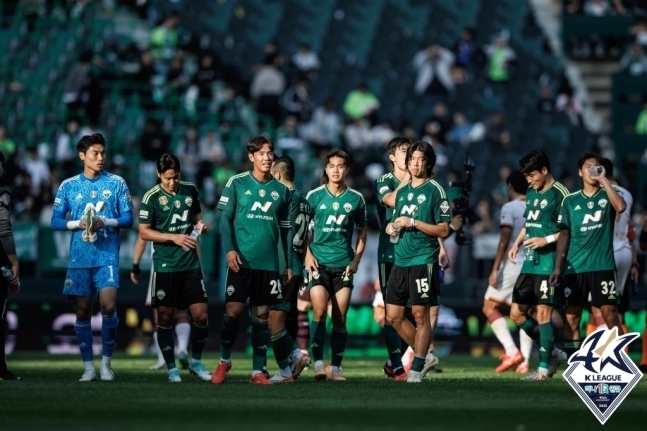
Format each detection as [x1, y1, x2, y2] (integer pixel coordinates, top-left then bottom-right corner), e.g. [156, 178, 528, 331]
[1, 353, 646, 431]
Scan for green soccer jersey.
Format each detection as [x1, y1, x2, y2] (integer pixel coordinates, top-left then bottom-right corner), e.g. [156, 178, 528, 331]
[393, 179, 451, 267]
[139, 182, 202, 273]
[278, 188, 312, 274]
[374, 173, 400, 263]
[521, 181, 570, 275]
[217, 171, 292, 272]
[557, 187, 618, 274]
[307, 184, 367, 267]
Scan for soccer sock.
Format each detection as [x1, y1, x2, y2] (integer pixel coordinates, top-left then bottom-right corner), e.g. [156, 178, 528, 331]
[153, 331, 165, 364]
[641, 327, 647, 365]
[271, 329, 292, 371]
[75, 318, 94, 364]
[412, 356, 425, 373]
[330, 330, 348, 367]
[564, 340, 582, 358]
[175, 315, 191, 354]
[297, 311, 310, 350]
[190, 322, 209, 361]
[384, 322, 403, 369]
[286, 308, 299, 343]
[251, 322, 269, 372]
[310, 319, 327, 362]
[157, 326, 177, 369]
[488, 312, 518, 356]
[100, 311, 119, 360]
[594, 314, 606, 331]
[219, 317, 239, 362]
[538, 323, 554, 370]
[519, 329, 533, 364]
[517, 317, 539, 342]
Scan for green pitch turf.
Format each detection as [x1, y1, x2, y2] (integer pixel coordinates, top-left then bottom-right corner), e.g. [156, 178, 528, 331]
[1, 354, 646, 431]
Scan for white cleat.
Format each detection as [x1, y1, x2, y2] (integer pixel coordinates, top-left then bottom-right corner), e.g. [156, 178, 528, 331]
[79, 368, 97, 382]
[188, 362, 212, 382]
[82, 207, 97, 243]
[269, 373, 294, 383]
[168, 368, 182, 383]
[407, 370, 423, 383]
[548, 350, 568, 378]
[291, 353, 311, 379]
[521, 370, 548, 381]
[421, 355, 440, 377]
[100, 364, 115, 381]
[149, 361, 166, 371]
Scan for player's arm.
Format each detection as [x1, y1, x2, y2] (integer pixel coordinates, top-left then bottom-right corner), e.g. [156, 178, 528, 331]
[217, 181, 241, 271]
[139, 222, 197, 249]
[600, 176, 626, 213]
[488, 225, 512, 286]
[507, 226, 526, 263]
[94, 179, 134, 231]
[549, 198, 571, 285]
[280, 192, 294, 280]
[131, 237, 147, 284]
[346, 197, 369, 275]
[0, 192, 19, 284]
[379, 175, 410, 209]
[50, 183, 80, 231]
[438, 238, 450, 269]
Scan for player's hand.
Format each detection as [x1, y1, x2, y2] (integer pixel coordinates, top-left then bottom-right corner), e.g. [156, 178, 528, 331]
[196, 221, 207, 234]
[385, 222, 398, 236]
[630, 264, 639, 283]
[283, 268, 293, 284]
[346, 258, 360, 276]
[451, 214, 463, 231]
[90, 217, 106, 232]
[130, 263, 141, 284]
[524, 236, 547, 250]
[173, 234, 197, 250]
[9, 263, 19, 293]
[488, 269, 498, 288]
[305, 254, 319, 273]
[549, 269, 561, 287]
[227, 251, 242, 272]
[439, 247, 451, 270]
[508, 246, 518, 263]
[393, 216, 413, 229]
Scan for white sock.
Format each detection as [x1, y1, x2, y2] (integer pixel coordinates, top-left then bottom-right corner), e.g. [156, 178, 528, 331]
[519, 329, 533, 365]
[101, 356, 111, 366]
[290, 348, 303, 362]
[251, 370, 263, 377]
[490, 316, 518, 356]
[153, 332, 164, 363]
[175, 322, 191, 353]
[538, 367, 548, 376]
[279, 366, 292, 378]
[331, 365, 340, 373]
[386, 359, 393, 367]
[84, 361, 94, 371]
[220, 358, 231, 365]
[315, 360, 325, 368]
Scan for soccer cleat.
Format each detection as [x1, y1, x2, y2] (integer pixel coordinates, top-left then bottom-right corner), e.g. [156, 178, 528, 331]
[314, 364, 328, 381]
[291, 353, 311, 379]
[383, 362, 395, 378]
[495, 350, 524, 373]
[177, 351, 189, 370]
[547, 349, 568, 378]
[0, 368, 21, 380]
[100, 364, 115, 381]
[168, 369, 182, 383]
[149, 361, 166, 371]
[515, 362, 530, 374]
[79, 368, 97, 382]
[262, 368, 270, 380]
[210, 361, 232, 385]
[402, 347, 414, 373]
[393, 368, 408, 382]
[327, 368, 346, 381]
[269, 373, 295, 383]
[521, 370, 548, 381]
[421, 355, 440, 377]
[250, 373, 273, 385]
[188, 362, 211, 382]
[407, 370, 423, 383]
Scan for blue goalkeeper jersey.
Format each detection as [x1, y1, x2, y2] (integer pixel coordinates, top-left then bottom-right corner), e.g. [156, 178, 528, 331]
[51, 171, 133, 268]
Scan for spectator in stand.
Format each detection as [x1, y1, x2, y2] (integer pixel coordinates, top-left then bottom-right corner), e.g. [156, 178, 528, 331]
[421, 102, 452, 145]
[22, 146, 50, 196]
[620, 43, 647, 76]
[413, 44, 455, 107]
[139, 119, 170, 189]
[342, 83, 380, 123]
[556, 90, 584, 127]
[630, 18, 647, 47]
[401, 122, 417, 140]
[636, 103, 647, 134]
[450, 112, 475, 146]
[565, 0, 582, 13]
[250, 53, 286, 127]
[343, 118, 373, 154]
[370, 121, 396, 148]
[470, 197, 496, 235]
[292, 44, 320, 80]
[175, 126, 201, 182]
[276, 115, 306, 152]
[193, 54, 219, 111]
[150, 12, 180, 63]
[55, 118, 81, 178]
[491, 163, 513, 206]
[537, 84, 556, 115]
[218, 87, 246, 128]
[453, 28, 479, 69]
[165, 55, 189, 102]
[129, 50, 156, 113]
[307, 97, 342, 155]
[0, 125, 16, 157]
[283, 79, 312, 122]
[198, 128, 226, 165]
[484, 35, 516, 83]
[584, 0, 610, 16]
[486, 111, 510, 148]
[62, 50, 92, 117]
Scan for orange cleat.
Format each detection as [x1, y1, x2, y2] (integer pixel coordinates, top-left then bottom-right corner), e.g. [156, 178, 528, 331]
[250, 373, 273, 385]
[210, 361, 231, 385]
[495, 350, 524, 373]
[515, 362, 530, 374]
[393, 371, 408, 382]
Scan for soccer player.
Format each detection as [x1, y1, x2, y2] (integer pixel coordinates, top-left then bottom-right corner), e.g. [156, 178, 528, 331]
[550, 152, 627, 364]
[305, 150, 368, 381]
[384, 141, 451, 383]
[131, 237, 191, 370]
[138, 153, 210, 383]
[482, 170, 533, 373]
[51, 133, 134, 381]
[213, 136, 295, 385]
[374, 136, 412, 380]
[507, 150, 569, 381]
[0, 150, 20, 380]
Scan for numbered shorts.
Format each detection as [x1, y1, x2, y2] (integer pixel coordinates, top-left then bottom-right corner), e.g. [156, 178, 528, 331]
[151, 268, 207, 309]
[386, 263, 440, 306]
[274, 275, 304, 312]
[484, 263, 521, 304]
[307, 265, 354, 295]
[512, 273, 560, 306]
[561, 270, 619, 308]
[225, 268, 282, 307]
[64, 265, 120, 298]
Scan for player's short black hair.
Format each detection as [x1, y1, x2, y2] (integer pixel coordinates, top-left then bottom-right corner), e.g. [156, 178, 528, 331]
[519, 150, 551, 175]
[76, 133, 106, 153]
[322, 150, 350, 183]
[406, 141, 436, 177]
[387, 136, 413, 157]
[247, 136, 274, 154]
[577, 152, 603, 170]
[600, 157, 614, 178]
[507, 170, 528, 195]
[157, 153, 181, 173]
[272, 155, 295, 182]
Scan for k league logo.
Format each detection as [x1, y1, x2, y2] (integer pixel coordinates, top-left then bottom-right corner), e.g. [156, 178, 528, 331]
[564, 327, 642, 425]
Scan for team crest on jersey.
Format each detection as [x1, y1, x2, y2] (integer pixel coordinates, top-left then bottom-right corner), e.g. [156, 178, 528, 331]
[598, 199, 608, 208]
[64, 278, 73, 288]
[226, 285, 235, 296]
[533, 199, 539, 207]
[159, 196, 168, 205]
[90, 191, 98, 199]
[417, 194, 426, 204]
[259, 189, 266, 198]
[407, 193, 413, 201]
[333, 202, 339, 210]
[588, 202, 594, 209]
[540, 199, 547, 209]
[102, 190, 111, 199]
[185, 197, 193, 207]
[440, 200, 450, 213]
[156, 290, 166, 300]
[174, 200, 181, 209]
[564, 287, 572, 297]
[271, 191, 279, 201]
[344, 203, 352, 213]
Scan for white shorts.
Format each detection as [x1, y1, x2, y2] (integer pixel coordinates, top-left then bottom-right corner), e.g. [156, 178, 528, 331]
[484, 263, 521, 304]
[372, 291, 384, 308]
[144, 270, 154, 307]
[615, 246, 632, 295]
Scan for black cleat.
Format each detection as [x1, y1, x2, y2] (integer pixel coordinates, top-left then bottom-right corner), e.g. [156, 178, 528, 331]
[0, 368, 21, 380]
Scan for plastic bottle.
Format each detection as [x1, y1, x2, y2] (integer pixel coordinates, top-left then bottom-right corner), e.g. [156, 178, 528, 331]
[1, 267, 20, 293]
[390, 225, 401, 244]
[523, 234, 534, 262]
[183, 225, 202, 251]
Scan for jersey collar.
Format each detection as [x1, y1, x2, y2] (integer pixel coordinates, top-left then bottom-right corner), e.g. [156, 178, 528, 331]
[325, 184, 347, 198]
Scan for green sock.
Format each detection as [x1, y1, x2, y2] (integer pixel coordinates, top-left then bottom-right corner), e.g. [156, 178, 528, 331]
[271, 329, 292, 369]
[330, 330, 348, 367]
[518, 317, 539, 341]
[251, 322, 269, 371]
[157, 326, 176, 370]
[412, 356, 425, 372]
[384, 322, 403, 369]
[219, 317, 239, 360]
[564, 340, 581, 358]
[190, 322, 209, 361]
[310, 319, 327, 362]
[538, 323, 554, 369]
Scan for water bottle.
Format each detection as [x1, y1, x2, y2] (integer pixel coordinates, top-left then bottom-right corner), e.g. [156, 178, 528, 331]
[2, 267, 20, 293]
[389, 225, 401, 244]
[183, 225, 202, 251]
[523, 234, 534, 263]
[438, 265, 445, 283]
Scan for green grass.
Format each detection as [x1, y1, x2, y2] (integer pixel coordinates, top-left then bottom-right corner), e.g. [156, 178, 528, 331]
[1, 354, 646, 431]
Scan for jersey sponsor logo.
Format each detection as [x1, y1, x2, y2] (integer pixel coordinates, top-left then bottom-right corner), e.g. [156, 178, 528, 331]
[379, 186, 390, 194]
[245, 190, 252, 195]
[326, 214, 346, 225]
[259, 189, 266, 198]
[540, 199, 547, 209]
[271, 191, 279, 201]
[171, 210, 189, 224]
[401, 204, 417, 216]
[185, 197, 193, 207]
[159, 196, 168, 205]
[102, 190, 111, 199]
[417, 194, 426, 204]
[440, 200, 449, 213]
[344, 202, 352, 213]
[583, 211, 602, 224]
[527, 210, 540, 221]
[174, 200, 181, 209]
[598, 199, 608, 208]
[251, 201, 272, 212]
[564, 327, 643, 424]
[407, 193, 413, 201]
[333, 202, 339, 210]
[139, 210, 149, 217]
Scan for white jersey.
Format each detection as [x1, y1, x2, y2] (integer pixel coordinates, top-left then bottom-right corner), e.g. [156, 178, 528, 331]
[500, 198, 526, 267]
[612, 185, 633, 253]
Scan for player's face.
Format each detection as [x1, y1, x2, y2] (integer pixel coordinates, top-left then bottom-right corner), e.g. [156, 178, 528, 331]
[407, 150, 427, 178]
[579, 158, 599, 186]
[524, 168, 547, 190]
[79, 144, 105, 173]
[325, 156, 348, 184]
[158, 169, 180, 193]
[249, 144, 274, 174]
[389, 145, 409, 172]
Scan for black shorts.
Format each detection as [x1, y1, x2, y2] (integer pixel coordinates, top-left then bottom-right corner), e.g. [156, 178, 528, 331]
[276, 275, 304, 312]
[151, 268, 207, 309]
[513, 273, 560, 306]
[378, 262, 394, 296]
[385, 263, 440, 306]
[562, 270, 619, 308]
[307, 265, 353, 295]
[225, 268, 282, 307]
